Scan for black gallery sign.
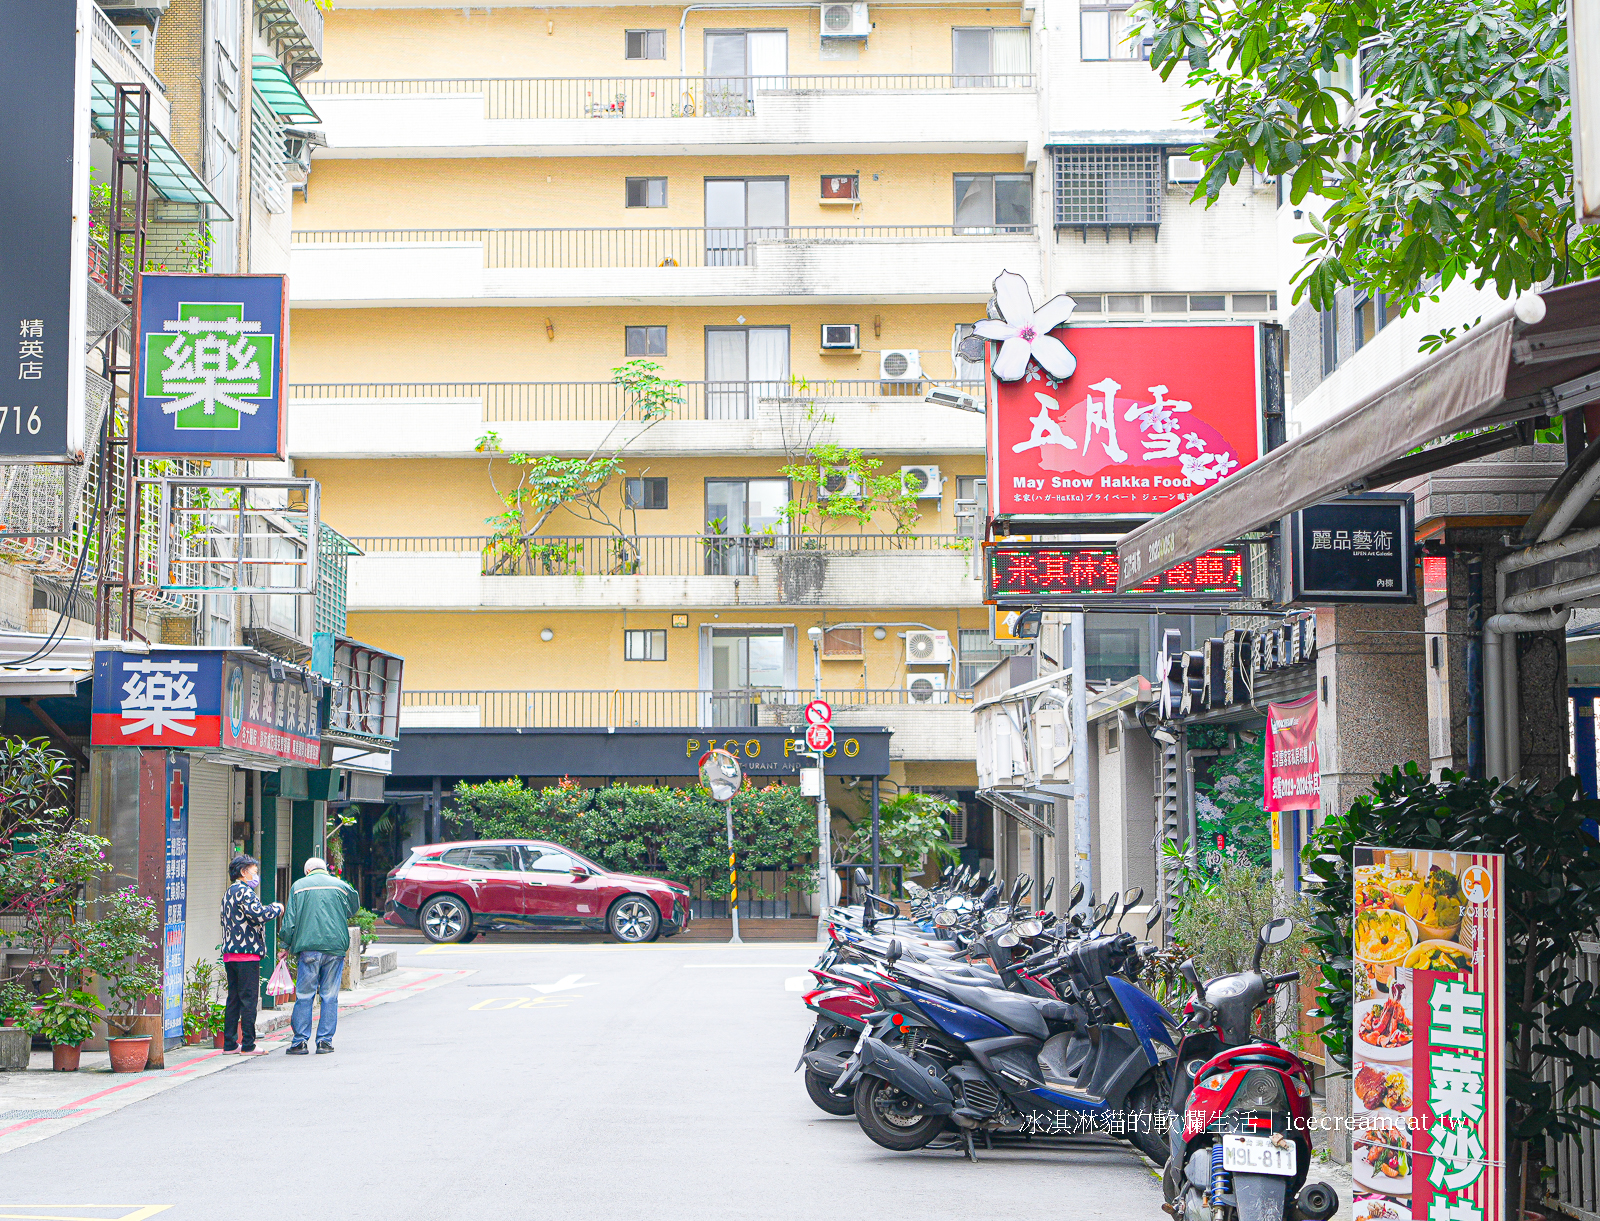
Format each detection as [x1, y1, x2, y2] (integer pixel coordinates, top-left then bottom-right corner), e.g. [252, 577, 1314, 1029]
[1287, 493, 1415, 604]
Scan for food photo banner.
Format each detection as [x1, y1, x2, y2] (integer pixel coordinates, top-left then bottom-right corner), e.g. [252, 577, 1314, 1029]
[1352, 848, 1505, 1221]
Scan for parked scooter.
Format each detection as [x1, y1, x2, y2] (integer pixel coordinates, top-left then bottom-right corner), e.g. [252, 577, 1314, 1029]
[1162, 917, 1339, 1221]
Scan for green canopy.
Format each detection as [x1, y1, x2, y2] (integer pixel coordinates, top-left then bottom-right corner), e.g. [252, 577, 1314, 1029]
[252, 55, 321, 124]
[89, 67, 232, 218]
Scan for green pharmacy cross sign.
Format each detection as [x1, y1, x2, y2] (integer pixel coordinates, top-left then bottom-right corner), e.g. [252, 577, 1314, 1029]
[133, 273, 287, 459]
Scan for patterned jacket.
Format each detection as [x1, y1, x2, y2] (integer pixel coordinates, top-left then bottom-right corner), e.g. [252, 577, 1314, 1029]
[220, 880, 284, 957]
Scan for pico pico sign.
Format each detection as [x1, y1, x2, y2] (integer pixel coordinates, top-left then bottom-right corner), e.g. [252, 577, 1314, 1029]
[985, 543, 1248, 604]
[987, 324, 1261, 521]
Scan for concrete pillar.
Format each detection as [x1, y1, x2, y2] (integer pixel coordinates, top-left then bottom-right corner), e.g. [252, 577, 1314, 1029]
[1515, 626, 1570, 790]
[1423, 550, 1478, 776]
[1314, 604, 1430, 818]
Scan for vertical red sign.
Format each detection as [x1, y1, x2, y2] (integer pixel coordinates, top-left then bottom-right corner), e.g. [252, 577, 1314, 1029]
[1264, 693, 1321, 812]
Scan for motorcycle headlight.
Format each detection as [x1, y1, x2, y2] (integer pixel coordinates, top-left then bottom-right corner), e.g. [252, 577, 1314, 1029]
[1016, 919, 1043, 937]
[933, 908, 957, 928]
[1225, 1068, 1287, 1113]
[986, 909, 1008, 928]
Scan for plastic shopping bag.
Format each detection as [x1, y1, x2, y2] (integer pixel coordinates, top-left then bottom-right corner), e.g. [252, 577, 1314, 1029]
[266, 956, 295, 999]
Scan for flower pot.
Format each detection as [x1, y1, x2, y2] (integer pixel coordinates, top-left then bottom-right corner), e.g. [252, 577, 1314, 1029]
[106, 1035, 151, 1073]
[183, 1031, 207, 1046]
[105, 1013, 165, 1069]
[51, 1043, 81, 1072]
[212, 1032, 225, 1049]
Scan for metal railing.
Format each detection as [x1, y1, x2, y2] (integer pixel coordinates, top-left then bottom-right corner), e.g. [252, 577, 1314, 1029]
[287, 378, 982, 421]
[402, 687, 968, 729]
[301, 73, 1035, 119]
[349, 533, 967, 577]
[1542, 939, 1600, 1219]
[290, 224, 1036, 269]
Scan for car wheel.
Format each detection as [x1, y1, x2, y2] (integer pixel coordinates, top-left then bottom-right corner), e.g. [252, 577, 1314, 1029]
[420, 894, 472, 944]
[608, 895, 660, 943]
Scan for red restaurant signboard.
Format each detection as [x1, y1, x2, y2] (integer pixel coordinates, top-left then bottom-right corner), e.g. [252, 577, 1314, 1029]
[987, 323, 1261, 521]
[1264, 693, 1320, 812]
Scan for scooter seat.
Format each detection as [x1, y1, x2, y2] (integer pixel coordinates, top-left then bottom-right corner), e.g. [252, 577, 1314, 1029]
[937, 979, 1053, 1039]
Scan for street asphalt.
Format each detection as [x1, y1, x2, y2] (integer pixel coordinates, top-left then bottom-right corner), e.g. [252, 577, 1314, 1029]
[0, 939, 1170, 1221]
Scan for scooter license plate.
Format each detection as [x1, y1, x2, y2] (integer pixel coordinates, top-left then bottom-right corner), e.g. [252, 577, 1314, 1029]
[1222, 1134, 1296, 1177]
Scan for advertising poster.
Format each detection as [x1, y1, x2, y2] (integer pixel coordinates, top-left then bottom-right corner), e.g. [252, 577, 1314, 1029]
[162, 752, 191, 1042]
[1351, 847, 1504, 1221]
[1264, 694, 1321, 812]
[986, 324, 1260, 520]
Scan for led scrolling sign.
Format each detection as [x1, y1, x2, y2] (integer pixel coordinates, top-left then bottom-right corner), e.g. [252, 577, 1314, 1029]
[986, 544, 1249, 605]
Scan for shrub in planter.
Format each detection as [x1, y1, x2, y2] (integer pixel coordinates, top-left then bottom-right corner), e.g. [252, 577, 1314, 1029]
[61, 889, 162, 1037]
[34, 989, 101, 1070]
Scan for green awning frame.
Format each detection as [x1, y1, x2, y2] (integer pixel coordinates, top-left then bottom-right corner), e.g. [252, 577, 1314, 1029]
[89, 67, 232, 219]
[252, 55, 321, 125]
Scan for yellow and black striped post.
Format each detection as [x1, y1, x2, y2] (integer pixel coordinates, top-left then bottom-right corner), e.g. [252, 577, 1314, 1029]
[728, 848, 741, 944]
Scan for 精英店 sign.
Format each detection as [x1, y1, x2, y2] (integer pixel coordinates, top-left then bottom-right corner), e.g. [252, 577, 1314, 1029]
[1352, 847, 1504, 1220]
[987, 324, 1261, 521]
[92, 649, 320, 766]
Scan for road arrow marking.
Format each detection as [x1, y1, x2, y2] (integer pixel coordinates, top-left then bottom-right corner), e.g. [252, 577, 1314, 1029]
[530, 973, 592, 994]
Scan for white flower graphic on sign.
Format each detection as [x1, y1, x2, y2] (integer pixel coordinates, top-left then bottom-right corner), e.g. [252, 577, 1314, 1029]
[120, 658, 201, 737]
[975, 271, 1079, 382]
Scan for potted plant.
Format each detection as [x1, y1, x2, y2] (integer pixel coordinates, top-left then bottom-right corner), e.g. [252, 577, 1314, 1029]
[182, 958, 220, 1046]
[70, 889, 163, 1072]
[34, 988, 102, 1071]
[208, 999, 227, 1048]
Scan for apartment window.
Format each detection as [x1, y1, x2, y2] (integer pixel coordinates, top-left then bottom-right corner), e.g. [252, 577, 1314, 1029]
[957, 627, 1025, 690]
[1151, 294, 1187, 314]
[1071, 294, 1104, 313]
[625, 629, 667, 660]
[625, 477, 669, 509]
[1052, 147, 1162, 227]
[1233, 292, 1275, 313]
[952, 28, 1031, 85]
[1190, 294, 1227, 312]
[1081, 4, 1148, 60]
[954, 173, 1032, 233]
[625, 325, 667, 356]
[626, 177, 667, 208]
[1355, 291, 1388, 350]
[626, 29, 666, 59]
[1320, 307, 1338, 377]
[1107, 293, 1144, 314]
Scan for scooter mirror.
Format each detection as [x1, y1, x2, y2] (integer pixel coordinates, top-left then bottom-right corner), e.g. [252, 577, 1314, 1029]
[1179, 958, 1201, 989]
[942, 864, 955, 882]
[996, 931, 1020, 948]
[1018, 876, 1033, 901]
[1102, 891, 1121, 927]
[1069, 881, 1085, 908]
[1009, 875, 1026, 905]
[1145, 902, 1163, 932]
[853, 867, 870, 888]
[1041, 877, 1054, 905]
[1092, 902, 1109, 926]
[1123, 886, 1143, 912]
[933, 907, 957, 928]
[1261, 915, 1294, 945]
[887, 939, 902, 965]
[981, 884, 1001, 909]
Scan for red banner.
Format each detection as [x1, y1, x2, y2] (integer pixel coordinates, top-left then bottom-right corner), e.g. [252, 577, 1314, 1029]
[986, 323, 1261, 519]
[1264, 693, 1320, 812]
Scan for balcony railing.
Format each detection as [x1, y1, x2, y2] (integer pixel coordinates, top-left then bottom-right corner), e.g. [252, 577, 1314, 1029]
[302, 73, 1035, 120]
[351, 533, 967, 577]
[290, 225, 1036, 269]
[289, 378, 983, 422]
[402, 687, 969, 729]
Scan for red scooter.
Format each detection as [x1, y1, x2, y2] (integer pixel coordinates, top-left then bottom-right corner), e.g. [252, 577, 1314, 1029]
[796, 967, 879, 1115]
[1163, 917, 1338, 1221]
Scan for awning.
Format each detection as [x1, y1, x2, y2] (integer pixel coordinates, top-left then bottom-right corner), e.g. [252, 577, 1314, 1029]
[1115, 278, 1600, 590]
[90, 67, 232, 218]
[978, 788, 1057, 837]
[252, 55, 321, 124]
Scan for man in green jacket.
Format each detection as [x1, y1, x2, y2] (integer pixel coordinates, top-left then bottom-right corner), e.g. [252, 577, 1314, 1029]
[279, 856, 361, 1056]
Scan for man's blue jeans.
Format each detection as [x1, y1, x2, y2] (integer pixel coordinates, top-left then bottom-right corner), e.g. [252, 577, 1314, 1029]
[290, 951, 343, 1046]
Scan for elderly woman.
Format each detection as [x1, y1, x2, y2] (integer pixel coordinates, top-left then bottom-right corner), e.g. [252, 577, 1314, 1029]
[219, 854, 284, 1055]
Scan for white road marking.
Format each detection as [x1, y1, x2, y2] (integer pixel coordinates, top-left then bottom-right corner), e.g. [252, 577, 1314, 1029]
[681, 963, 816, 969]
[785, 976, 808, 991]
[530, 973, 592, 994]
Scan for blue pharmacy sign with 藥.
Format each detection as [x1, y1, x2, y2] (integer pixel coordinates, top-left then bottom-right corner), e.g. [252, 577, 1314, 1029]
[162, 752, 191, 1042]
[133, 273, 287, 459]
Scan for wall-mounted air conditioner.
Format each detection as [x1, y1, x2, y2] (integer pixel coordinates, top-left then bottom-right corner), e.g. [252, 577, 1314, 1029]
[926, 386, 979, 413]
[906, 672, 949, 704]
[819, 467, 861, 498]
[905, 628, 951, 664]
[1167, 155, 1205, 184]
[821, 323, 859, 350]
[820, 1, 870, 39]
[879, 349, 922, 381]
[900, 465, 943, 498]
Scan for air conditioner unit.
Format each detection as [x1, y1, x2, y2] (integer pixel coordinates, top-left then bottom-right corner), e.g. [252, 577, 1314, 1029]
[879, 349, 922, 381]
[1167, 155, 1206, 184]
[819, 467, 862, 498]
[905, 629, 952, 664]
[820, 1, 870, 39]
[900, 465, 943, 499]
[821, 323, 859, 350]
[906, 672, 949, 704]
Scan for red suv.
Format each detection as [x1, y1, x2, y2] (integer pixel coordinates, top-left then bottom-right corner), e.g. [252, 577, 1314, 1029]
[384, 840, 691, 944]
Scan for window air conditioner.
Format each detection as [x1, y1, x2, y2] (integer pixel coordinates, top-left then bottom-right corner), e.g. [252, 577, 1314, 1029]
[905, 629, 952, 664]
[879, 349, 922, 381]
[900, 465, 944, 499]
[820, 1, 870, 39]
[1167, 155, 1206, 184]
[819, 467, 862, 498]
[906, 673, 949, 704]
[821, 323, 859, 350]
